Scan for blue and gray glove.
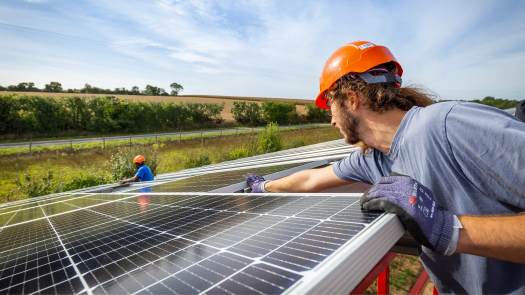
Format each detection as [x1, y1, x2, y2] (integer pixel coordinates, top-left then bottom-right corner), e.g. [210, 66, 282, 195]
[360, 173, 458, 255]
[244, 174, 270, 193]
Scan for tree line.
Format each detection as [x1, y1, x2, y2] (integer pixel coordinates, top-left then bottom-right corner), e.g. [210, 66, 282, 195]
[0, 94, 222, 136]
[0, 82, 184, 96]
[436, 96, 519, 110]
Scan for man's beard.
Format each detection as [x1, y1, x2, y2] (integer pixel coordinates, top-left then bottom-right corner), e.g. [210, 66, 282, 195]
[337, 106, 363, 145]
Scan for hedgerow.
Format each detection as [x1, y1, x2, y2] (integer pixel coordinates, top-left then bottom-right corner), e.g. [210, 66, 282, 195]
[0, 94, 225, 136]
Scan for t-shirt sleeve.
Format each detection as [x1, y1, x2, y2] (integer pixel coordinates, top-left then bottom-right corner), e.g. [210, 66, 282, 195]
[135, 167, 145, 179]
[445, 103, 525, 209]
[333, 148, 393, 184]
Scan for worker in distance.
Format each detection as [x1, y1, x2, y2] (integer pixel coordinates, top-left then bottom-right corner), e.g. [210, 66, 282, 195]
[118, 155, 154, 184]
[245, 41, 525, 294]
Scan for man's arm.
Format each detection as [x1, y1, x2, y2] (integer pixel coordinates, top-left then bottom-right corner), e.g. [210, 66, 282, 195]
[265, 165, 353, 193]
[118, 176, 140, 185]
[455, 214, 525, 264]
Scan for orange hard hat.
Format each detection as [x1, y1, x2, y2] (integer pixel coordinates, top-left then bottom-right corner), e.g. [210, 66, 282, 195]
[133, 155, 146, 164]
[315, 41, 403, 109]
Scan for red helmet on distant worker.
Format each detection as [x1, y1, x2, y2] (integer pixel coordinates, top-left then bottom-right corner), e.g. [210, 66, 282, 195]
[133, 155, 146, 164]
[315, 41, 403, 109]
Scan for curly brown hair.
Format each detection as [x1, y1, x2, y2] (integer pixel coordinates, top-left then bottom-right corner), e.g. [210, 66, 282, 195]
[325, 65, 436, 153]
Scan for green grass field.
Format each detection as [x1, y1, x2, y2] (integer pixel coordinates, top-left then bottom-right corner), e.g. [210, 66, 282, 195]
[0, 127, 343, 203]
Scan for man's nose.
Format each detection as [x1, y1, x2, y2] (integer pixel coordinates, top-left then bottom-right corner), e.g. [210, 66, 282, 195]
[331, 116, 336, 126]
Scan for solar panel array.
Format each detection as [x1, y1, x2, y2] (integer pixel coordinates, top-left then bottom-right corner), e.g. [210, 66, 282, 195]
[0, 139, 404, 295]
[0, 192, 383, 295]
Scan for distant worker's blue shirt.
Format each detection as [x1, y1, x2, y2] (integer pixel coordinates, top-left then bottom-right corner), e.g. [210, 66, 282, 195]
[136, 165, 154, 182]
[334, 102, 525, 295]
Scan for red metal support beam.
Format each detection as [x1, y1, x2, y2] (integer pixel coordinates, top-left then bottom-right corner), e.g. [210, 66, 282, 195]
[433, 286, 439, 295]
[350, 252, 398, 295]
[377, 264, 390, 294]
[409, 269, 429, 295]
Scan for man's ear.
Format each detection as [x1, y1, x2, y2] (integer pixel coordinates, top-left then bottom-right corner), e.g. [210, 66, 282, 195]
[345, 90, 360, 111]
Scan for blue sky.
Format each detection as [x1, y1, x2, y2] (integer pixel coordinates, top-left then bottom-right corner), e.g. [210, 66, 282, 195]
[1, 0, 525, 101]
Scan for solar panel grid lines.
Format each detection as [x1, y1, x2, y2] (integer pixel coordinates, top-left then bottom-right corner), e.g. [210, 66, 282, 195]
[281, 214, 405, 295]
[0, 199, 123, 231]
[0, 217, 84, 294]
[43, 207, 217, 293]
[0, 205, 23, 230]
[0, 194, 96, 225]
[38, 205, 92, 295]
[99, 195, 368, 290]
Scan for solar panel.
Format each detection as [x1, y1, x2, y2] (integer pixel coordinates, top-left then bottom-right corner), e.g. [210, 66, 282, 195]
[127, 162, 318, 193]
[0, 192, 403, 294]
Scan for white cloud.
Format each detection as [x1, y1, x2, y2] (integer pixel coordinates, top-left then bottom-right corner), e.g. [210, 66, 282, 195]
[168, 51, 218, 64]
[193, 65, 228, 74]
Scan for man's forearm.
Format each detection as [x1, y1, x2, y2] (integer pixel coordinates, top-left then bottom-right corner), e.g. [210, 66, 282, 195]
[455, 214, 525, 264]
[264, 165, 352, 193]
[265, 169, 318, 193]
[121, 176, 140, 184]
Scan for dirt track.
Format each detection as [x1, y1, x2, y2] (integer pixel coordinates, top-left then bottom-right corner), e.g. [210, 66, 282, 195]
[4, 92, 311, 121]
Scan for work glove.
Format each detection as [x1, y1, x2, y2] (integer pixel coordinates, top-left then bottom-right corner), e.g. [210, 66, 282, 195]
[244, 174, 269, 193]
[360, 173, 455, 255]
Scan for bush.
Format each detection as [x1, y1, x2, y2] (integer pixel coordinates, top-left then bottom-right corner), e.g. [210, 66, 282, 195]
[108, 145, 161, 182]
[257, 123, 283, 154]
[15, 170, 56, 198]
[186, 102, 225, 124]
[183, 154, 212, 169]
[306, 104, 331, 122]
[231, 101, 262, 125]
[261, 101, 296, 124]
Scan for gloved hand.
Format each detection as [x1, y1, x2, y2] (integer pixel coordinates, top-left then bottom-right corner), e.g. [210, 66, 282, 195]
[244, 174, 269, 193]
[360, 173, 454, 255]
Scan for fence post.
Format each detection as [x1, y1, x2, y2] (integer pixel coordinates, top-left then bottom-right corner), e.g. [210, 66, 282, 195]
[155, 132, 157, 144]
[180, 130, 182, 142]
[309, 122, 311, 129]
[289, 123, 290, 130]
[221, 128, 222, 136]
[70, 138, 73, 150]
[236, 127, 238, 135]
[201, 129, 203, 140]
[29, 139, 32, 153]
[252, 127, 254, 133]
[129, 134, 131, 147]
[103, 136, 105, 151]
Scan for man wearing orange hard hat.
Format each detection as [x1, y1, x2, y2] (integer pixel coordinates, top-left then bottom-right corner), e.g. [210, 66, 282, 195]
[246, 41, 525, 294]
[118, 155, 154, 184]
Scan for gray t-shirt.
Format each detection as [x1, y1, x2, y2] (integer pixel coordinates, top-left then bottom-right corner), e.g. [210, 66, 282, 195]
[334, 102, 525, 294]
